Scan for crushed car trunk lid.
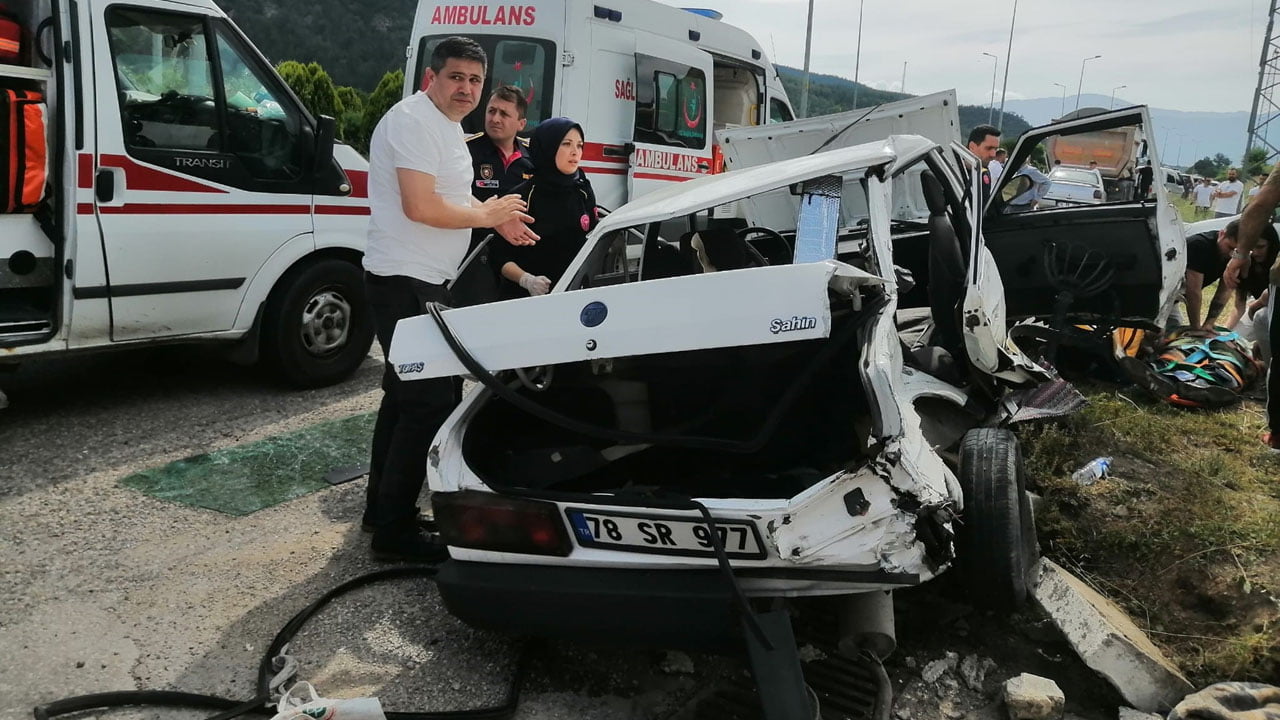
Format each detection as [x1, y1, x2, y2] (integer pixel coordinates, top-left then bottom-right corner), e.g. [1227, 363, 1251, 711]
[388, 260, 884, 381]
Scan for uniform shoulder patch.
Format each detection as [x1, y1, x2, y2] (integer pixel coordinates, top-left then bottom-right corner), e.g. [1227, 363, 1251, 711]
[516, 136, 531, 147]
[465, 132, 485, 142]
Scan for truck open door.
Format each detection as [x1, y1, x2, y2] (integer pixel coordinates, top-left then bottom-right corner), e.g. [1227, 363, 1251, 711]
[983, 107, 1185, 331]
[627, 34, 713, 200]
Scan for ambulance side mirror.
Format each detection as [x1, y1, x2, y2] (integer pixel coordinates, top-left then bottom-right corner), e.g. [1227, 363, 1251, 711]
[313, 115, 337, 176]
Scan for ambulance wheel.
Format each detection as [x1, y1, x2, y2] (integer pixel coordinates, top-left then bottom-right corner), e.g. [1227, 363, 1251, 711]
[263, 258, 374, 388]
[955, 428, 1039, 611]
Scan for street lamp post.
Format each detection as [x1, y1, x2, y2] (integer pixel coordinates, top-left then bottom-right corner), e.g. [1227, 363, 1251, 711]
[901, 61, 907, 94]
[852, 0, 864, 108]
[1175, 134, 1184, 167]
[1075, 54, 1102, 113]
[1052, 82, 1067, 118]
[800, 0, 815, 118]
[1162, 127, 1176, 160]
[1109, 84, 1126, 110]
[996, 0, 1018, 130]
[982, 52, 998, 125]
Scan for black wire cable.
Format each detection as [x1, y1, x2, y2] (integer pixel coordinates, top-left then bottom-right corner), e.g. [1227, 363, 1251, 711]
[33, 566, 529, 720]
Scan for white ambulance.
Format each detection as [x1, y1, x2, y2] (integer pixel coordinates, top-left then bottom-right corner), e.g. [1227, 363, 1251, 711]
[0, 0, 372, 391]
[405, 1, 796, 210]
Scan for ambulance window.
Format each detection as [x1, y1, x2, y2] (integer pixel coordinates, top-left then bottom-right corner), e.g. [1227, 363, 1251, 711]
[769, 98, 794, 124]
[491, 40, 549, 126]
[213, 24, 305, 181]
[635, 54, 707, 149]
[107, 9, 220, 152]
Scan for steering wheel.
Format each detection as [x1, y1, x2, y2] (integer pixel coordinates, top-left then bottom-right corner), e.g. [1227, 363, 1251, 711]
[737, 226, 792, 266]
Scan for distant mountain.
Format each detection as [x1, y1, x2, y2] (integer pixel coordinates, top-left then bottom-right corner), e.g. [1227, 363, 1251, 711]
[776, 66, 1032, 141]
[1001, 94, 1250, 169]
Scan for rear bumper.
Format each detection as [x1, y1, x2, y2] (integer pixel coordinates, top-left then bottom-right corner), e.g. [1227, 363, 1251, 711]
[436, 560, 744, 651]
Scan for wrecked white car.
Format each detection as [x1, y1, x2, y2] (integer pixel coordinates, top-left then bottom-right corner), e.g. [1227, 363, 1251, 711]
[386, 99, 1181, 666]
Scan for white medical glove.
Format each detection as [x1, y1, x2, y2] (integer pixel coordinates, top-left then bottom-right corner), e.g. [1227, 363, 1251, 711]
[519, 273, 552, 296]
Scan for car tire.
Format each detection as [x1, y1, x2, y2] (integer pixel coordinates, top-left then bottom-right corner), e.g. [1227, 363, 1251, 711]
[261, 257, 374, 388]
[956, 427, 1039, 611]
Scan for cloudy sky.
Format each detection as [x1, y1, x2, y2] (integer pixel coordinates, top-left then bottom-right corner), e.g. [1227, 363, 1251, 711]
[658, 0, 1269, 113]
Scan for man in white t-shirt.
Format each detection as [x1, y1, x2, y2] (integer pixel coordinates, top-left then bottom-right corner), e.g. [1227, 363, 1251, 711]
[363, 36, 534, 561]
[1212, 168, 1244, 218]
[1194, 177, 1214, 217]
[988, 148, 1006, 182]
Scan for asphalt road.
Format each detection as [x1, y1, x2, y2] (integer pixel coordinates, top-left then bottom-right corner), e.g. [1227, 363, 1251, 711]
[0, 346, 1122, 720]
[0, 347, 724, 720]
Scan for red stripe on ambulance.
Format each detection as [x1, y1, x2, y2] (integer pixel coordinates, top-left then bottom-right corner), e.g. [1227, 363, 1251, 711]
[429, 4, 536, 25]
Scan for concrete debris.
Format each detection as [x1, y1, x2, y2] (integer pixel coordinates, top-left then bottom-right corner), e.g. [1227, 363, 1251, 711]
[659, 651, 695, 675]
[1117, 708, 1162, 720]
[1033, 559, 1194, 712]
[1002, 673, 1065, 720]
[921, 651, 960, 683]
[959, 654, 996, 692]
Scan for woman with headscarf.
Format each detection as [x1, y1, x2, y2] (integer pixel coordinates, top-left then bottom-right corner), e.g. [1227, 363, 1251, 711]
[492, 117, 598, 299]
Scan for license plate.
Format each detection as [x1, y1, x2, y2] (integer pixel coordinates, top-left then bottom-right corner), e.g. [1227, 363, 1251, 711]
[566, 508, 766, 560]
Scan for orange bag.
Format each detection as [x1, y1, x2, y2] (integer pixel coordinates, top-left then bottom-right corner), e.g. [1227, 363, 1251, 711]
[2, 88, 47, 212]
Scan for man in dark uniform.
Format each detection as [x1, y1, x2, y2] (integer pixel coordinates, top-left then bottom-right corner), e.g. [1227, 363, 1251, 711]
[966, 124, 1000, 205]
[455, 85, 535, 304]
[467, 85, 534, 233]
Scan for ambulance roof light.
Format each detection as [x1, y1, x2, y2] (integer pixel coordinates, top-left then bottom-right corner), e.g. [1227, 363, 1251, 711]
[681, 8, 724, 21]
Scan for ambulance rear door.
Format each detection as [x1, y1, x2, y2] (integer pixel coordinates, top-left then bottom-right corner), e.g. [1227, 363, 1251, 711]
[628, 33, 713, 201]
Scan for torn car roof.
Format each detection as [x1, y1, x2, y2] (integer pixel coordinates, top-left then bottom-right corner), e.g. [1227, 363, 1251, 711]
[595, 135, 938, 232]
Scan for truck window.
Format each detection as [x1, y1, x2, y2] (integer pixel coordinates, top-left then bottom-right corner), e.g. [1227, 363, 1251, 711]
[108, 9, 219, 152]
[414, 35, 557, 133]
[635, 54, 706, 150]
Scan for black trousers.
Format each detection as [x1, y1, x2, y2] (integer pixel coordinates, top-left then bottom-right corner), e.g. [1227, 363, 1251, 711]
[1269, 285, 1279, 436]
[364, 271, 461, 529]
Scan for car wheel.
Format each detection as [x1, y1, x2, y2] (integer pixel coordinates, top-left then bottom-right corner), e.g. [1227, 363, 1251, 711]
[956, 427, 1039, 611]
[262, 257, 374, 388]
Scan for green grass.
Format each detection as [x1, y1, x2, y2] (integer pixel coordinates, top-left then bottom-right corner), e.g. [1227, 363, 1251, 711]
[1019, 387, 1280, 682]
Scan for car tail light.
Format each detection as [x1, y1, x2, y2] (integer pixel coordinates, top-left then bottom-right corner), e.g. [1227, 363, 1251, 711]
[433, 491, 572, 556]
[1093, 189, 1103, 199]
[711, 143, 724, 174]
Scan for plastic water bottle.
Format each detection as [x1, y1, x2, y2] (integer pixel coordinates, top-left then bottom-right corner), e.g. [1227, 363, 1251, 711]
[1071, 456, 1112, 486]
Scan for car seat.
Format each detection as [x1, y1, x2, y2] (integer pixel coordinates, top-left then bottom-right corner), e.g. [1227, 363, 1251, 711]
[921, 170, 966, 355]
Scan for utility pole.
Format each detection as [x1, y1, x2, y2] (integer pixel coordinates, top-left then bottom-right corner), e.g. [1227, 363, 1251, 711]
[1247, 0, 1280, 164]
[996, 0, 1018, 130]
[852, 0, 864, 108]
[800, 0, 815, 118]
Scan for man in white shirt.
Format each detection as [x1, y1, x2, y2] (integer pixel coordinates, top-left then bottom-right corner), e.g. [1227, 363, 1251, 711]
[989, 148, 1007, 182]
[363, 36, 535, 561]
[1212, 167, 1244, 218]
[1194, 177, 1214, 217]
[1005, 164, 1052, 213]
